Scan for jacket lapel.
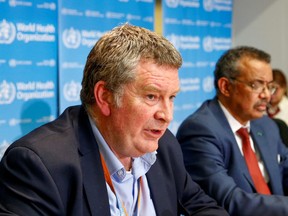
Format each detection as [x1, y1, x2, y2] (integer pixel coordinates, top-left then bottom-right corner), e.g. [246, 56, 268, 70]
[80, 151, 110, 216]
[210, 99, 256, 187]
[75, 107, 110, 216]
[250, 124, 282, 193]
[146, 160, 173, 215]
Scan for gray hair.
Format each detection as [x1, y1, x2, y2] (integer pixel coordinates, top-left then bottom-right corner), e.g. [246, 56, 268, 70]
[80, 23, 182, 113]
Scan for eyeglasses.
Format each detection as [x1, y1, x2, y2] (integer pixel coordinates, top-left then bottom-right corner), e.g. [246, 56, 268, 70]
[231, 78, 277, 95]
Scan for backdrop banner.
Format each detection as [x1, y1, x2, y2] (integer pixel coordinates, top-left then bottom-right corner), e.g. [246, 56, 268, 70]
[162, 0, 233, 134]
[58, 0, 154, 112]
[0, 0, 232, 158]
[0, 0, 58, 157]
[0, 0, 154, 158]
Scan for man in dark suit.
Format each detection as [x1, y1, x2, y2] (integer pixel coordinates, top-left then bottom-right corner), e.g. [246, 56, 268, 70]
[0, 24, 228, 215]
[177, 46, 288, 216]
[273, 118, 288, 146]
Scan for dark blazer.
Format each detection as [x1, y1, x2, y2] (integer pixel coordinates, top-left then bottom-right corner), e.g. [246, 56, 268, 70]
[177, 97, 288, 216]
[0, 105, 228, 216]
[273, 118, 288, 147]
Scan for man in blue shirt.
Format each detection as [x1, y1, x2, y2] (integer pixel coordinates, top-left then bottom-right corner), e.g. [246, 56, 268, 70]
[0, 24, 228, 215]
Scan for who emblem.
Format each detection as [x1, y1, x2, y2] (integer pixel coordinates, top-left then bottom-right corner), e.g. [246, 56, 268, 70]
[63, 80, 81, 102]
[0, 19, 16, 44]
[62, 28, 81, 49]
[0, 80, 16, 105]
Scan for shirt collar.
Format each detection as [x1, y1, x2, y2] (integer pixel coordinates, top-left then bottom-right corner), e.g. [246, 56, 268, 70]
[88, 116, 157, 182]
[218, 100, 251, 133]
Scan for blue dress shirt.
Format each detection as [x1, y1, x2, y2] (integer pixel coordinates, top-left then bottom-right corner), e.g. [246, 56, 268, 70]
[89, 117, 157, 216]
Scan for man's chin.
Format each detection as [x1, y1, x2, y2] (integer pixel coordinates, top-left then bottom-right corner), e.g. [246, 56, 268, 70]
[252, 111, 265, 119]
[146, 142, 159, 152]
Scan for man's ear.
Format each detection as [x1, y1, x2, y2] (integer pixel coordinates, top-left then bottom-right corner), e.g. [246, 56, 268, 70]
[94, 81, 112, 116]
[218, 77, 232, 97]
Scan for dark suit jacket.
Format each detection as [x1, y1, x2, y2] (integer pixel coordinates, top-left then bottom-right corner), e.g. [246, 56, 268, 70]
[177, 97, 288, 216]
[0, 105, 228, 216]
[273, 118, 288, 147]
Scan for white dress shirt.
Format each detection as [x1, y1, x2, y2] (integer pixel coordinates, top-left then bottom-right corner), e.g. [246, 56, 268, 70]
[218, 101, 270, 183]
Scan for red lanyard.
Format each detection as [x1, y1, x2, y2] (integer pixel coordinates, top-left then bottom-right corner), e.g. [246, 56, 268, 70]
[100, 154, 142, 215]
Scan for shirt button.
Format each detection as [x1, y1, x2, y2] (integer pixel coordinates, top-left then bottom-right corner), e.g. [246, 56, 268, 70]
[117, 169, 124, 177]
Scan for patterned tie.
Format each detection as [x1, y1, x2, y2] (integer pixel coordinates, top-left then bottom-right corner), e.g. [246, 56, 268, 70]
[237, 127, 271, 195]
